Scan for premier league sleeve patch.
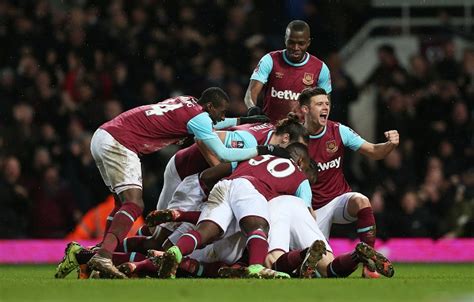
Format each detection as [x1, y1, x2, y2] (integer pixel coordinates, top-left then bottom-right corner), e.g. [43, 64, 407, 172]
[231, 141, 245, 148]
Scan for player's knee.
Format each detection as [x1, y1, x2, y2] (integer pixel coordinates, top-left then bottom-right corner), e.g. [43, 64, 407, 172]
[239, 217, 269, 235]
[350, 194, 371, 210]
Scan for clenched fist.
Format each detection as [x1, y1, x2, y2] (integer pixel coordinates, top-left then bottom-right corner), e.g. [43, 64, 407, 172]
[384, 130, 399, 147]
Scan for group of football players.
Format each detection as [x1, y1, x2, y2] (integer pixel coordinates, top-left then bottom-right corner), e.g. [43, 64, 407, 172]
[55, 20, 398, 280]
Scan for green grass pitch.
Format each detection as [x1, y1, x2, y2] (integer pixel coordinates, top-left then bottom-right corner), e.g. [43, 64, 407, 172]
[1, 264, 473, 302]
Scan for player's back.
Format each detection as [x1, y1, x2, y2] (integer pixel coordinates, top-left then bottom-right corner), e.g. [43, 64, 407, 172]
[230, 123, 275, 145]
[101, 96, 203, 155]
[229, 155, 307, 201]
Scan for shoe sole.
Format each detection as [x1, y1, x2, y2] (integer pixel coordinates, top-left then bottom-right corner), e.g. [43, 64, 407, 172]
[251, 267, 291, 279]
[300, 240, 327, 278]
[356, 243, 394, 278]
[218, 267, 250, 278]
[117, 263, 141, 278]
[146, 210, 175, 227]
[88, 256, 128, 279]
[218, 266, 289, 279]
[158, 252, 179, 279]
[89, 270, 101, 279]
[55, 242, 80, 278]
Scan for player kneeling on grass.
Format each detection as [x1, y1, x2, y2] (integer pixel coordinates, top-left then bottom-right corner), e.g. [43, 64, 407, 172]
[157, 142, 315, 279]
[260, 195, 394, 278]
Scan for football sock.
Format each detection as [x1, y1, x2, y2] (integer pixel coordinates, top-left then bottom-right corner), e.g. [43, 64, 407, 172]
[102, 202, 121, 241]
[246, 229, 268, 265]
[112, 252, 146, 265]
[272, 249, 308, 273]
[356, 207, 376, 247]
[175, 230, 202, 256]
[175, 210, 201, 224]
[119, 236, 150, 254]
[136, 225, 152, 236]
[326, 252, 358, 278]
[100, 202, 143, 257]
[134, 258, 159, 275]
[178, 257, 203, 277]
[178, 259, 227, 278]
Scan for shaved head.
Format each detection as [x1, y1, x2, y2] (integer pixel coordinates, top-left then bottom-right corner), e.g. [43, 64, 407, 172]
[285, 20, 310, 37]
[284, 20, 311, 63]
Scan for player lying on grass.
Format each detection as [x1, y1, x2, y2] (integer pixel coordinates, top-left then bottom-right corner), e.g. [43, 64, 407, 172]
[157, 142, 316, 279]
[143, 195, 393, 279]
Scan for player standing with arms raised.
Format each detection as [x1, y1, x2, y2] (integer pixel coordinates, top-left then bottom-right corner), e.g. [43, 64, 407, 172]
[299, 87, 399, 278]
[245, 20, 332, 123]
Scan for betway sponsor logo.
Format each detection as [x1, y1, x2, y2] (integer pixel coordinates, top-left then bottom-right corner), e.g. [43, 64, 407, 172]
[317, 157, 341, 172]
[271, 87, 299, 101]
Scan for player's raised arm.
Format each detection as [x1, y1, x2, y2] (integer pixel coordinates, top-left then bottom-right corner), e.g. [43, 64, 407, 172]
[357, 130, 400, 160]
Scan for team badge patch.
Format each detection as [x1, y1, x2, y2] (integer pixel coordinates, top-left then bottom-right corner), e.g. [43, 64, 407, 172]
[326, 140, 338, 153]
[303, 73, 314, 86]
[275, 72, 284, 79]
[231, 141, 245, 148]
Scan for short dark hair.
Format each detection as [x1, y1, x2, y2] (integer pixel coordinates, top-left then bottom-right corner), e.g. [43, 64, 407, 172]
[287, 20, 310, 34]
[274, 113, 309, 144]
[198, 87, 230, 107]
[286, 142, 310, 162]
[286, 142, 318, 184]
[298, 87, 327, 107]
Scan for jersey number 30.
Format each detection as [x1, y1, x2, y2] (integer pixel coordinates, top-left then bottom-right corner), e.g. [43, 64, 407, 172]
[248, 155, 295, 178]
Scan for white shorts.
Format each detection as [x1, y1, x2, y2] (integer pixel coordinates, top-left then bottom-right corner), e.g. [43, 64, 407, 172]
[198, 178, 269, 233]
[268, 195, 332, 253]
[167, 173, 205, 211]
[160, 173, 205, 232]
[156, 155, 181, 210]
[90, 128, 142, 195]
[169, 220, 245, 265]
[315, 192, 359, 239]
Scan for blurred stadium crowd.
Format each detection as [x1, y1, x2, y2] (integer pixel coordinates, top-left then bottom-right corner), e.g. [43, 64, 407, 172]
[0, 0, 472, 239]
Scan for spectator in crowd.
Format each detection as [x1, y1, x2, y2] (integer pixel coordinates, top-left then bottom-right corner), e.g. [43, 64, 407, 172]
[29, 164, 81, 238]
[0, 1, 471, 240]
[0, 156, 30, 238]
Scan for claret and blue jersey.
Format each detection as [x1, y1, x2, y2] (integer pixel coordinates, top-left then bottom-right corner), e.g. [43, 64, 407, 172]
[308, 120, 366, 209]
[251, 50, 332, 122]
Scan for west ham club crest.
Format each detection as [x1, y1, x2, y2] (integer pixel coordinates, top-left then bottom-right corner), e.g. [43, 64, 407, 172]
[303, 73, 314, 86]
[326, 140, 338, 153]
